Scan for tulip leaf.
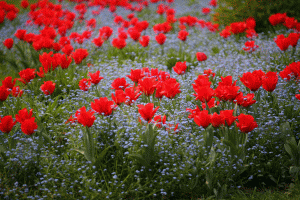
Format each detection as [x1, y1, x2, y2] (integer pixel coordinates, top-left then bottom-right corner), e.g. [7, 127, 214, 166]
[20, 60, 30, 69]
[205, 126, 214, 152]
[96, 145, 111, 163]
[290, 166, 300, 175]
[15, 43, 27, 61]
[284, 137, 300, 166]
[74, 147, 85, 156]
[3, 57, 20, 71]
[0, 144, 7, 153]
[209, 146, 216, 164]
[0, 151, 8, 162]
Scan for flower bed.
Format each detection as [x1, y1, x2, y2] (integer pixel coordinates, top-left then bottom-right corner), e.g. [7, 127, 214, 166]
[0, 0, 300, 199]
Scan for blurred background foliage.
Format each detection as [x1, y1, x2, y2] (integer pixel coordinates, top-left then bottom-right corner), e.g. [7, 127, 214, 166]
[211, 0, 300, 33]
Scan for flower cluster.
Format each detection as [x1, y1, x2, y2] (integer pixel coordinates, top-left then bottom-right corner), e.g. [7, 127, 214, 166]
[0, 108, 38, 135]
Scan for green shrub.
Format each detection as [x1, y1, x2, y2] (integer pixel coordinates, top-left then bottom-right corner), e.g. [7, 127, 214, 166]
[212, 0, 300, 33]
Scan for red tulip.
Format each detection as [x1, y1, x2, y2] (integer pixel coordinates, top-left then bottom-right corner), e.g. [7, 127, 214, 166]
[86, 18, 96, 29]
[61, 44, 73, 56]
[11, 86, 23, 97]
[0, 10, 4, 24]
[72, 48, 89, 64]
[220, 110, 237, 126]
[40, 81, 55, 95]
[220, 29, 231, 39]
[186, 105, 201, 119]
[287, 32, 299, 47]
[209, 0, 217, 7]
[235, 92, 256, 108]
[240, 72, 262, 91]
[39, 52, 54, 73]
[128, 27, 140, 41]
[215, 76, 240, 101]
[75, 107, 96, 127]
[99, 26, 113, 41]
[243, 41, 259, 53]
[284, 17, 297, 29]
[246, 17, 256, 30]
[196, 52, 207, 61]
[127, 69, 145, 84]
[124, 87, 142, 105]
[79, 78, 91, 91]
[160, 78, 181, 99]
[15, 29, 27, 40]
[91, 97, 116, 116]
[177, 30, 189, 41]
[15, 108, 33, 124]
[53, 42, 62, 51]
[252, 70, 265, 80]
[137, 103, 159, 122]
[230, 22, 246, 34]
[215, 85, 240, 102]
[3, 38, 13, 49]
[21, 0, 29, 9]
[202, 8, 210, 15]
[274, 34, 290, 51]
[194, 86, 214, 103]
[139, 35, 150, 47]
[202, 98, 219, 110]
[211, 112, 225, 128]
[155, 33, 167, 45]
[21, 117, 38, 135]
[193, 74, 211, 88]
[112, 38, 126, 49]
[138, 77, 157, 96]
[173, 61, 187, 75]
[1, 76, 16, 89]
[0, 116, 16, 133]
[60, 54, 72, 69]
[194, 110, 211, 129]
[111, 90, 127, 105]
[279, 61, 300, 81]
[88, 71, 103, 85]
[203, 69, 215, 78]
[93, 37, 104, 47]
[152, 115, 167, 128]
[296, 91, 300, 101]
[245, 28, 257, 39]
[236, 113, 258, 133]
[19, 68, 36, 84]
[269, 13, 287, 26]
[111, 78, 130, 90]
[118, 30, 128, 40]
[262, 71, 278, 92]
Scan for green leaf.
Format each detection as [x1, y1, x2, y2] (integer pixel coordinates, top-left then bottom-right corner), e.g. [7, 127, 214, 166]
[209, 146, 216, 164]
[284, 137, 300, 165]
[40, 132, 52, 146]
[20, 60, 30, 69]
[74, 147, 85, 156]
[205, 126, 214, 152]
[0, 151, 8, 162]
[290, 166, 300, 175]
[15, 43, 27, 61]
[0, 144, 7, 153]
[3, 57, 20, 71]
[96, 145, 111, 162]
[268, 174, 277, 184]
[47, 95, 61, 112]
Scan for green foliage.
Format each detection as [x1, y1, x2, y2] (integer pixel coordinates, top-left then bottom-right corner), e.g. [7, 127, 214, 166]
[213, 0, 300, 33]
[211, 46, 220, 56]
[165, 48, 197, 73]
